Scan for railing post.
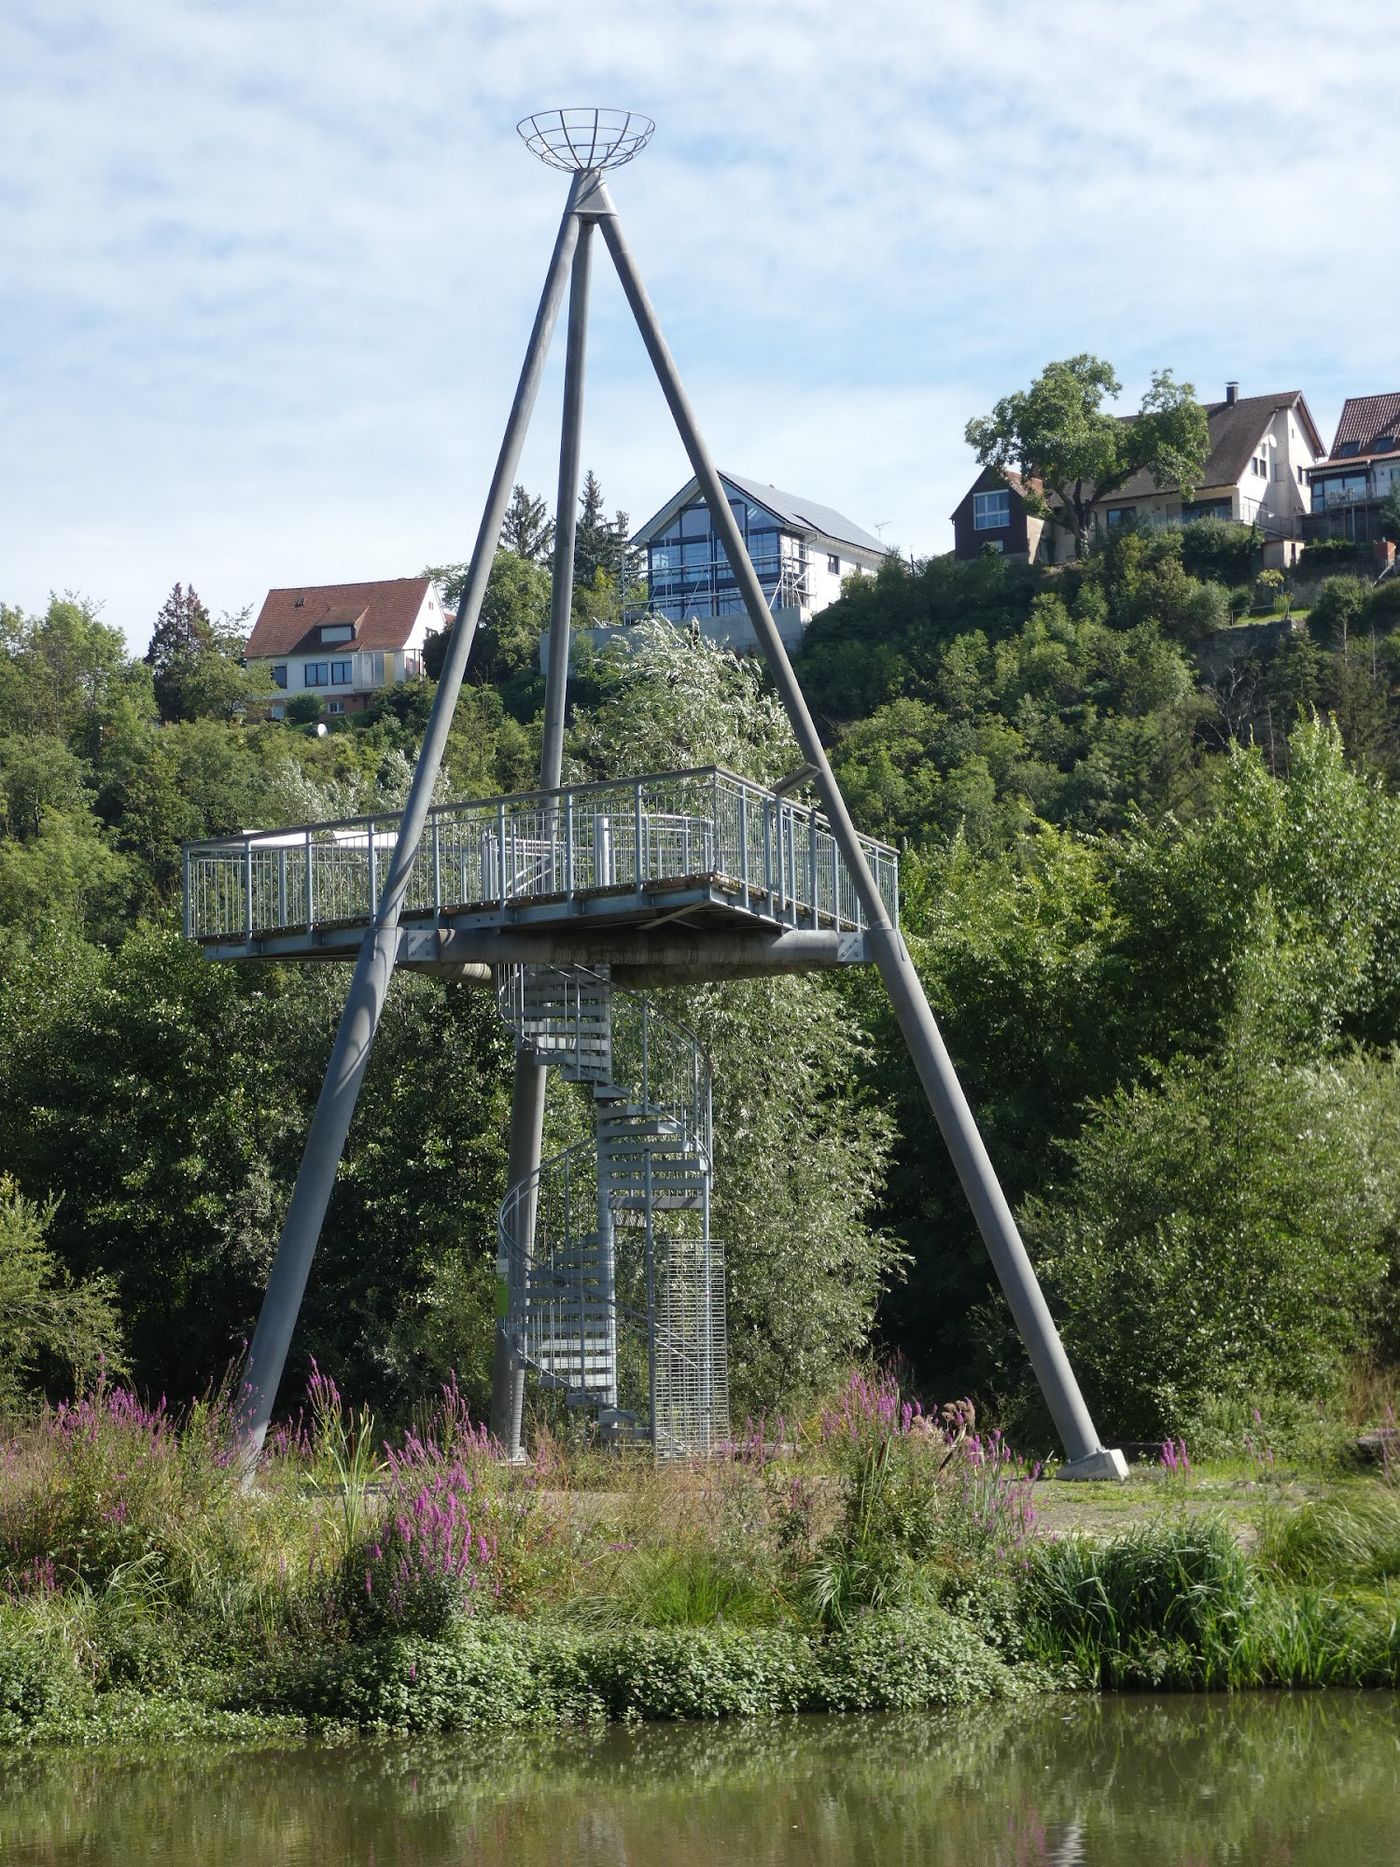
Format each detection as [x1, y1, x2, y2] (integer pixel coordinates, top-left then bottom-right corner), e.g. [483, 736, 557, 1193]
[182, 846, 193, 940]
[807, 806, 818, 927]
[305, 834, 315, 929]
[276, 848, 288, 929]
[564, 791, 575, 898]
[739, 787, 750, 912]
[633, 779, 645, 891]
[769, 791, 780, 914]
[244, 841, 255, 940]
[432, 816, 441, 912]
[368, 824, 378, 917]
[497, 801, 508, 905]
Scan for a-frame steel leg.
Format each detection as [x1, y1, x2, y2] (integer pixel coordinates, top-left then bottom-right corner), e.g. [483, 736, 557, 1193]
[235, 176, 590, 1464]
[593, 189, 1125, 1479]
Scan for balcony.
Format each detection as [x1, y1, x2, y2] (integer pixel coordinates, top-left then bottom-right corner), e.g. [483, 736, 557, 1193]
[183, 767, 899, 969]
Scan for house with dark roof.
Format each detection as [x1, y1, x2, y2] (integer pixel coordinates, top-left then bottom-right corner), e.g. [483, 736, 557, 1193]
[952, 384, 1325, 567]
[245, 577, 445, 718]
[1303, 394, 1400, 548]
[625, 471, 888, 652]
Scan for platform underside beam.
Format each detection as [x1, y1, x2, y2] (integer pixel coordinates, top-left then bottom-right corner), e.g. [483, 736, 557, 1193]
[197, 922, 869, 982]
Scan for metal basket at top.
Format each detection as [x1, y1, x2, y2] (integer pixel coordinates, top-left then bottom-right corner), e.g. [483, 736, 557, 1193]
[517, 107, 655, 173]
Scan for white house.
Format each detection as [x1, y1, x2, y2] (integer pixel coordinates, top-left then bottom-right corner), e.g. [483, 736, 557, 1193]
[245, 577, 445, 718]
[952, 385, 1327, 568]
[624, 471, 888, 652]
[1090, 385, 1325, 564]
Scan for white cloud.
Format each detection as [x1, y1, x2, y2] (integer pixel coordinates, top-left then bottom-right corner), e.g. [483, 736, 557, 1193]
[2, 0, 1395, 645]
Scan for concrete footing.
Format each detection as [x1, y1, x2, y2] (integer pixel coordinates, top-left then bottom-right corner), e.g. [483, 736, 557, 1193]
[1055, 1446, 1130, 1483]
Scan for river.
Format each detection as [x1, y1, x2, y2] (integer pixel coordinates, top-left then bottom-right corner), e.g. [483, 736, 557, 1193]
[1, 1693, 1398, 1864]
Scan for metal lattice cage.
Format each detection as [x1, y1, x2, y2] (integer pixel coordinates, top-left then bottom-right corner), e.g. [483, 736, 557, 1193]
[517, 107, 655, 172]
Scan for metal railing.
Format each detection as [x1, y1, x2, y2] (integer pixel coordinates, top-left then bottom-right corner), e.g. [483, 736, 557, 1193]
[183, 767, 899, 942]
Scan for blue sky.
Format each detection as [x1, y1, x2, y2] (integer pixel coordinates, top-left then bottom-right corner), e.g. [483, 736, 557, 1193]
[2, 0, 1396, 651]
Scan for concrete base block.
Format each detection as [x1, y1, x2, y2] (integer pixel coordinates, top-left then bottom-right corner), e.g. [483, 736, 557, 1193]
[1055, 1446, 1130, 1483]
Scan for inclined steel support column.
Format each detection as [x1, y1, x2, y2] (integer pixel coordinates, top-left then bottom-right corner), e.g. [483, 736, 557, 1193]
[236, 177, 587, 1464]
[490, 213, 596, 1456]
[596, 195, 1124, 1479]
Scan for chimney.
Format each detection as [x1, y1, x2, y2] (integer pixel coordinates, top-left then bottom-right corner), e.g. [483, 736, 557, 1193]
[1225, 381, 1239, 406]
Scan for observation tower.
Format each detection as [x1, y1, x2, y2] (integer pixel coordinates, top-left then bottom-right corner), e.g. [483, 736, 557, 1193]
[184, 110, 1126, 1478]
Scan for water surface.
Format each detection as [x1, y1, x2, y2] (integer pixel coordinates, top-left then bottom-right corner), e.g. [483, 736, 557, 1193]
[2, 1693, 1398, 1865]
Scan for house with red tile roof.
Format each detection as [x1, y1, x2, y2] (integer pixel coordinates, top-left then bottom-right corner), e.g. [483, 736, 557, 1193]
[952, 384, 1325, 567]
[1303, 395, 1400, 549]
[245, 577, 446, 718]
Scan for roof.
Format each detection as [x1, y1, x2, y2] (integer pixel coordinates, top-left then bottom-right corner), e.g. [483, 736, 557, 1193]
[246, 578, 433, 660]
[1108, 392, 1323, 502]
[1326, 393, 1400, 460]
[631, 472, 887, 557]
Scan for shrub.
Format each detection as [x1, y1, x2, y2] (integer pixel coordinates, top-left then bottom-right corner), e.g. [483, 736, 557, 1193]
[1018, 1037, 1400, 1440]
[285, 693, 322, 725]
[1309, 576, 1371, 646]
[0, 1607, 91, 1740]
[817, 1604, 1016, 1710]
[1180, 518, 1261, 586]
[1298, 538, 1369, 576]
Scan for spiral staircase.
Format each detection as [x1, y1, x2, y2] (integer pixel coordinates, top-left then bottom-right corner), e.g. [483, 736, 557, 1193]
[495, 962, 727, 1457]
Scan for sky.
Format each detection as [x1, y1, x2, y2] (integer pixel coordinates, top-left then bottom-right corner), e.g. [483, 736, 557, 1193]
[3, 0, 1397, 652]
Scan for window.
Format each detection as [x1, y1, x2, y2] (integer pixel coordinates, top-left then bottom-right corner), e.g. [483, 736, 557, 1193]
[329, 659, 352, 685]
[972, 489, 1010, 530]
[1251, 455, 1267, 477]
[304, 662, 328, 687]
[320, 623, 354, 645]
[827, 554, 841, 575]
[404, 652, 421, 678]
[1105, 506, 1136, 529]
[327, 699, 346, 715]
[294, 595, 305, 608]
[268, 703, 285, 721]
[271, 665, 287, 689]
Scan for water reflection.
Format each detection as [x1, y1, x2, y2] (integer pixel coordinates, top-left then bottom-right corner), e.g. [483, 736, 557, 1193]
[1, 1694, 1398, 1865]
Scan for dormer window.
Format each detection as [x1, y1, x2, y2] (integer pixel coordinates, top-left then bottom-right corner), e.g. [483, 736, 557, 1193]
[319, 623, 355, 644]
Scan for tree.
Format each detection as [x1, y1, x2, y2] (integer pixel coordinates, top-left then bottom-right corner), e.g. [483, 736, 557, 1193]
[965, 356, 1210, 557]
[1013, 1038, 1400, 1441]
[0, 1175, 123, 1406]
[499, 483, 555, 563]
[572, 470, 639, 624]
[1380, 484, 1400, 548]
[144, 584, 213, 720]
[421, 552, 552, 692]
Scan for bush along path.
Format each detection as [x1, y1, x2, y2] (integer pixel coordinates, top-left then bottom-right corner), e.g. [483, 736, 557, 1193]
[2, 1370, 1400, 1744]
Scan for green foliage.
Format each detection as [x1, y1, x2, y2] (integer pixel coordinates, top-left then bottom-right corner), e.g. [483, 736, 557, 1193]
[1017, 1040, 1400, 1440]
[569, 619, 796, 784]
[1298, 537, 1370, 576]
[1179, 517, 1262, 585]
[966, 356, 1209, 553]
[1023, 1516, 1400, 1690]
[0, 1178, 122, 1407]
[1309, 575, 1371, 647]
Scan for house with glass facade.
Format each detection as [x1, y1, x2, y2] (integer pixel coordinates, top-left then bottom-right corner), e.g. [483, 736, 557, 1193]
[625, 471, 887, 652]
[1303, 394, 1400, 547]
[245, 577, 444, 719]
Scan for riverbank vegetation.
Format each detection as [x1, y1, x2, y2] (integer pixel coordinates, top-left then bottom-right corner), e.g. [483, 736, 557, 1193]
[2, 1366, 1399, 1742]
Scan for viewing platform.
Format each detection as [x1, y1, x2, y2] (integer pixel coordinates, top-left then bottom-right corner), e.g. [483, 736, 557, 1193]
[183, 767, 899, 982]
